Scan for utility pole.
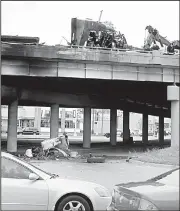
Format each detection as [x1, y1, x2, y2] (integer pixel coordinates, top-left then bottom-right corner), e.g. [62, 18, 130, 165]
[92, 109, 94, 134]
[73, 109, 77, 136]
[98, 10, 103, 23]
[101, 109, 104, 135]
[61, 108, 66, 133]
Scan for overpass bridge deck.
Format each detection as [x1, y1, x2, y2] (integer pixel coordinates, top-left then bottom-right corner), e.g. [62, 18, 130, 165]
[1, 41, 179, 151]
[1, 43, 180, 83]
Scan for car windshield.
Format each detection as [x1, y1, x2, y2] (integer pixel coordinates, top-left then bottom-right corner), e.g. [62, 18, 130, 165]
[148, 167, 179, 184]
[25, 161, 52, 176]
[7, 154, 53, 178]
[25, 162, 59, 179]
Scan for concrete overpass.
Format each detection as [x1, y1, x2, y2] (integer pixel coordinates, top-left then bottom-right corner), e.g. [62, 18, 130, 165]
[1, 38, 180, 152]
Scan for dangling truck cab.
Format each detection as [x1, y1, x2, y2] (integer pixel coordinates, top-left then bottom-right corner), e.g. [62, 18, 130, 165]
[144, 25, 180, 54]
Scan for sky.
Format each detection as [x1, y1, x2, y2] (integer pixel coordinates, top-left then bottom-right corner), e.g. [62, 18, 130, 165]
[1, 1, 179, 47]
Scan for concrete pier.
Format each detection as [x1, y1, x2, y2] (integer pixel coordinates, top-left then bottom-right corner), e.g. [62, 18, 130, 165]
[83, 107, 91, 148]
[142, 113, 148, 145]
[123, 110, 130, 143]
[7, 100, 18, 152]
[50, 104, 59, 138]
[159, 115, 164, 146]
[167, 85, 179, 147]
[110, 108, 117, 146]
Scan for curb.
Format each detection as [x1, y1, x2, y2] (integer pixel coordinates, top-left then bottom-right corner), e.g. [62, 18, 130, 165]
[131, 158, 178, 168]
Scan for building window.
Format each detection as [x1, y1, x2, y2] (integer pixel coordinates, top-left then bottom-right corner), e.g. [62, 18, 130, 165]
[65, 120, 75, 128]
[41, 119, 50, 127]
[65, 111, 73, 118]
[164, 123, 169, 129]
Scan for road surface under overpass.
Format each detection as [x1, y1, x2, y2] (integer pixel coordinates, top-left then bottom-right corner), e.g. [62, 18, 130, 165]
[1, 39, 180, 152]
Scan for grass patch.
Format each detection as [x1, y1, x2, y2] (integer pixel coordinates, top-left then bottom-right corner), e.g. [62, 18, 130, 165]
[129, 146, 179, 166]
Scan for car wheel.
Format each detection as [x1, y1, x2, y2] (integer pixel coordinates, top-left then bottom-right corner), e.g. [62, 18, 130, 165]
[57, 195, 91, 211]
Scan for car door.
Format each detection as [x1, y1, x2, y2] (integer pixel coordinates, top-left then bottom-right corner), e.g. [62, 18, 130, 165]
[1, 157, 49, 211]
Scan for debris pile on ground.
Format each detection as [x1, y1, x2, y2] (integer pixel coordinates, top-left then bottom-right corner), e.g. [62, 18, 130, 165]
[24, 135, 79, 160]
[86, 153, 106, 163]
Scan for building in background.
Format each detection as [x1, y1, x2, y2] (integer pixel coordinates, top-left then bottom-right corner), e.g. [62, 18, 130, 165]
[1, 106, 171, 135]
[40, 107, 80, 135]
[1, 106, 42, 132]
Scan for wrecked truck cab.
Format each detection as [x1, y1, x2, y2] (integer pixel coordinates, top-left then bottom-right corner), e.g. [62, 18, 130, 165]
[41, 135, 70, 158]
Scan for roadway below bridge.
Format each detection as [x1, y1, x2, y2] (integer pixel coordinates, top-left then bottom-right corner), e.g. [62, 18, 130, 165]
[1, 133, 171, 158]
[1, 133, 171, 145]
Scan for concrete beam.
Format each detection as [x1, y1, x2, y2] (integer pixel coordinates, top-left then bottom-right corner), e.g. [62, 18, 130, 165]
[1, 85, 171, 117]
[1, 43, 179, 67]
[110, 108, 117, 146]
[7, 100, 18, 152]
[1, 85, 18, 99]
[2, 57, 179, 84]
[1, 75, 174, 106]
[117, 101, 170, 118]
[1, 35, 39, 44]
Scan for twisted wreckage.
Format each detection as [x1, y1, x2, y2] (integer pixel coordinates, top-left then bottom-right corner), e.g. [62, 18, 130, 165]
[25, 134, 78, 160]
[25, 135, 106, 163]
[69, 18, 179, 53]
[144, 25, 180, 53]
[70, 18, 138, 50]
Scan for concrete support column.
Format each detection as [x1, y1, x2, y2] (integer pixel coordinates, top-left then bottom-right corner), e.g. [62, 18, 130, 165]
[34, 107, 41, 131]
[159, 116, 164, 146]
[7, 100, 18, 152]
[123, 110, 130, 143]
[50, 104, 59, 138]
[83, 107, 91, 148]
[167, 85, 180, 147]
[142, 113, 148, 145]
[110, 108, 117, 146]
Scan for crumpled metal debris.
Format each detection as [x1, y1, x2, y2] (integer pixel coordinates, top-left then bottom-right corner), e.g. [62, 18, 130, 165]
[85, 30, 127, 49]
[24, 135, 79, 160]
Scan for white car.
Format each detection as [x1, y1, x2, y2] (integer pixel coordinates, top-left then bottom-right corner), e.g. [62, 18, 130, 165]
[1, 152, 111, 211]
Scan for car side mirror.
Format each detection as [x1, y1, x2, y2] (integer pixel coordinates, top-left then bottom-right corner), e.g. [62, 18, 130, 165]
[29, 173, 39, 181]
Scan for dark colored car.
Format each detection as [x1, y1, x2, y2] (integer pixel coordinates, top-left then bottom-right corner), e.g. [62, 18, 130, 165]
[104, 131, 134, 138]
[104, 133, 110, 138]
[104, 130, 123, 138]
[20, 127, 40, 135]
[107, 167, 179, 210]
